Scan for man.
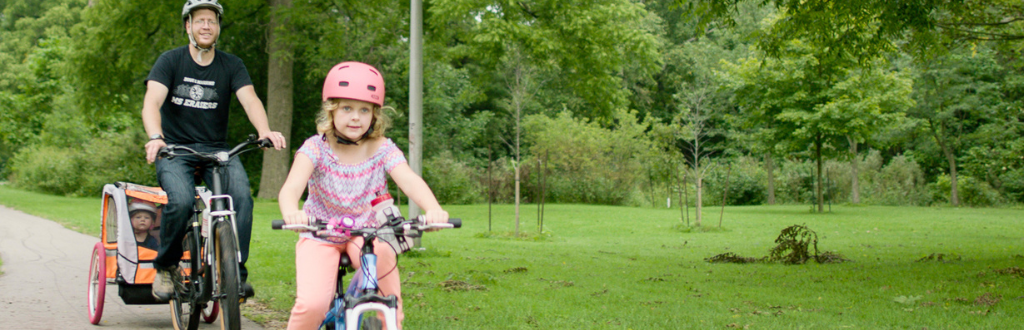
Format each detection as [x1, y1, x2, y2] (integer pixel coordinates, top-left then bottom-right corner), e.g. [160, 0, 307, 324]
[142, 0, 286, 301]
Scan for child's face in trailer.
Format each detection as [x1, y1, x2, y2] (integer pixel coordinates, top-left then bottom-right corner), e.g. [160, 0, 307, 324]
[131, 212, 154, 234]
[333, 99, 376, 141]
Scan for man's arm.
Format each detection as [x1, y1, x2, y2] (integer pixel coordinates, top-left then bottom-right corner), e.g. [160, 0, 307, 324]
[143, 81, 169, 164]
[236, 85, 285, 149]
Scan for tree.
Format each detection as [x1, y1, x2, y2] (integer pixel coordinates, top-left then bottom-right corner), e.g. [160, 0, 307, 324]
[816, 66, 914, 204]
[907, 45, 1008, 206]
[430, 0, 662, 123]
[258, 0, 294, 199]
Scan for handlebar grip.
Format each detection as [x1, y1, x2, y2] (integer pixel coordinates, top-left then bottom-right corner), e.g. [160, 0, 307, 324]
[271, 220, 285, 230]
[448, 218, 462, 228]
[257, 139, 274, 148]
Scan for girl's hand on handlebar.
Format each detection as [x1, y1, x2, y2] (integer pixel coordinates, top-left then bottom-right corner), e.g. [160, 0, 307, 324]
[259, 131, 286, 150]
[145, 139, 167, 164]
[422, 209, 450, 231]
[282, 210, 309, 233]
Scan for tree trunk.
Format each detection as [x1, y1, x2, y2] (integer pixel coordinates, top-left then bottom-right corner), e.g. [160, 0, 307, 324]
[258, 0, 294, 199]
[515, 165, 520, 236]
[719, 162, 731, 228]
[928, 119, 959, 206]
[695, 171, 703, 227]
[848, 136, 860, 204]
[765, 152, 775, 205]
[815, 136, 824, 213]
[678, 170, 686, 224]
[944, 145, 960, 207]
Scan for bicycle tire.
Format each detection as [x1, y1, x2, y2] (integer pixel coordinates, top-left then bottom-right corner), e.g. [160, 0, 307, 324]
[202, 300, 220, 323]
[87, 242, 106, 325]
[214, 221, 242, 330]
[171, 231, 203, 330]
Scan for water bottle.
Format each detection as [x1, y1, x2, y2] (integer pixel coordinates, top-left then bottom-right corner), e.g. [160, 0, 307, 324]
[370, 192, 411, 253]
[371, 192, 401, 225]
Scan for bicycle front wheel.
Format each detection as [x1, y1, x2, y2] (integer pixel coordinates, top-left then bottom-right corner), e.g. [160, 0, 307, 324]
[214, 221, 241, 330]
[171, 231, 203, 330]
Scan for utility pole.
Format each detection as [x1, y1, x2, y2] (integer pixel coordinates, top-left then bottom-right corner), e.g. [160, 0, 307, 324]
[408, 0, 424, 246]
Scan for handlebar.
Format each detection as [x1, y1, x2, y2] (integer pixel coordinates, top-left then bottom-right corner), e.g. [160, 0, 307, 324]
[157, 134, 273, 163]
[271, 216, 461, 236]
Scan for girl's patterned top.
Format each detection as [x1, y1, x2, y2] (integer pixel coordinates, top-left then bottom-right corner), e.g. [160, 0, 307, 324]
[297, 135, 407, 244]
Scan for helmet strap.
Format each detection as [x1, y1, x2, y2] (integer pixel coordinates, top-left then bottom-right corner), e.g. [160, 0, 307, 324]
[186, 13, 217, 63]
[327, 118, 376, 146]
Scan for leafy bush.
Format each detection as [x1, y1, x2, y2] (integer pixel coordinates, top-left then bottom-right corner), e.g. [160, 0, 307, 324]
[999, 168, 1024, 203]
[871, 154, 930, 206]
[774, 159, 815, 204]
[423, 151, 484, 205]
[8, 129, 154, 197]
[930, 174, 1004, 207]
[704, 157, 765, 206]
[521, 110, 645, 205]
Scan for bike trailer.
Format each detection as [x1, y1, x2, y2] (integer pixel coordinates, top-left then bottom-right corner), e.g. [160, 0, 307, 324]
[99, 182, 170, 304]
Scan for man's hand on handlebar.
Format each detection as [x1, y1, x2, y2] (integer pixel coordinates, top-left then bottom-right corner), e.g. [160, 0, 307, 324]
[258, 131, 286, 150]
[145, 138, 167, 164]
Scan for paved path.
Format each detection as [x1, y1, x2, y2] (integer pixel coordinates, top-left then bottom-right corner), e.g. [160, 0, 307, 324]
[0, 205, 266, 329]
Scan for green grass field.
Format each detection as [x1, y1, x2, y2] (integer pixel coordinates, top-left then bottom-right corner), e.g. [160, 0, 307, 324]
[2, 185, 1023, 329]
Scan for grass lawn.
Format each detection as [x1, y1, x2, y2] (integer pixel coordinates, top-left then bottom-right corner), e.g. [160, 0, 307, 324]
[2, 184, 1024, 329]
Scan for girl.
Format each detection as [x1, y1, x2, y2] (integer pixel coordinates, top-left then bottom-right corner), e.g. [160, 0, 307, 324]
[278, 61, 449, 330]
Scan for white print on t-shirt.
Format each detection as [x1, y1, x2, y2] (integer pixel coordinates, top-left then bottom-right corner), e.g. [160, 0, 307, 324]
[171, 96, 218, 110]
[171, 76, 219, 110]
[184, 77, 215, 86]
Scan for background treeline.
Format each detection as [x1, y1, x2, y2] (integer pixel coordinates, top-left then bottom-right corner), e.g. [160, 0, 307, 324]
[1, 0, 1021, 209]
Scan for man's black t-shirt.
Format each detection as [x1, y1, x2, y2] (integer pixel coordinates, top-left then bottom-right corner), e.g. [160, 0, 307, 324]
[146, 46, 253, 145]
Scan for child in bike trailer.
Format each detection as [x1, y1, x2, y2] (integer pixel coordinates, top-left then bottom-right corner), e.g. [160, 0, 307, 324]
[278, 61, 450, 330]
[129, 201, 161, 251]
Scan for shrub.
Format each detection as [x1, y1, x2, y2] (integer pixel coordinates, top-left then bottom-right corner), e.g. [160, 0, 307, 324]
[8, 130, 154, 197]
[423, 151, 484, 205]
[998, 168, 1024, 203]
[704, 157, 765, 206]
[930, 174, 1004, 207]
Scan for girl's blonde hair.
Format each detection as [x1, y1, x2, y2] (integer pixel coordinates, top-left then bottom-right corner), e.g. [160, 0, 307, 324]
[315, 98, 393, 139]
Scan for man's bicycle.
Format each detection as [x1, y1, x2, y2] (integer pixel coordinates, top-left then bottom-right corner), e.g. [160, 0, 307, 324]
[158, 136, 272, 330]
[271, 197, 461, 330]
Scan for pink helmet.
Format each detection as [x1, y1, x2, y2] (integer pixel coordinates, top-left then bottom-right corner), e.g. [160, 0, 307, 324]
[322, 61, 385, 106]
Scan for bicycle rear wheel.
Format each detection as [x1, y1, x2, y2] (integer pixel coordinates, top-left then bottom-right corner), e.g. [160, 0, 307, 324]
[171, 231, 203, 330]
[214, 221, 241, 330]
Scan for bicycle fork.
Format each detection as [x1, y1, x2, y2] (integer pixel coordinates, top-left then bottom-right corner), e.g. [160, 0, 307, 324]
[344, 253, 399, 330]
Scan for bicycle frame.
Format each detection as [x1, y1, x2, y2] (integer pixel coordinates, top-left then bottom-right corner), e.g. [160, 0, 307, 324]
[273, 215, 460, 330]
[162, 136, 269, 330]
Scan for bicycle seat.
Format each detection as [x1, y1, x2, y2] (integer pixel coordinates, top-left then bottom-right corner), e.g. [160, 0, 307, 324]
[340, 254, 352, 269]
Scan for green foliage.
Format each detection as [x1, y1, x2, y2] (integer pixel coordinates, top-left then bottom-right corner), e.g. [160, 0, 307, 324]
[523, 109, 648, 204]
[930, 174, 1004, 207]
[430, 0, 662, 122]
[704, 157, 765, 206]
[999, 168, 1024, 203]
[7, 110, 153, 197]
[423, 151, 484, 205]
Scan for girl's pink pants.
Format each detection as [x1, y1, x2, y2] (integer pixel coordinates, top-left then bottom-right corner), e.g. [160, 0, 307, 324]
[286, 237, 403, 329]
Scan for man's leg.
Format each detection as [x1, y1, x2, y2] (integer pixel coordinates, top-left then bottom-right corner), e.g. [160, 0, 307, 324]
[152, 155, 198, 299]
[222, 156, 254, 284]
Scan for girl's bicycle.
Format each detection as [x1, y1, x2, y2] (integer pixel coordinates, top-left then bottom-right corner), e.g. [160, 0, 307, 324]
[158, 136, 271, 330]
[271, 196, 461, 330]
